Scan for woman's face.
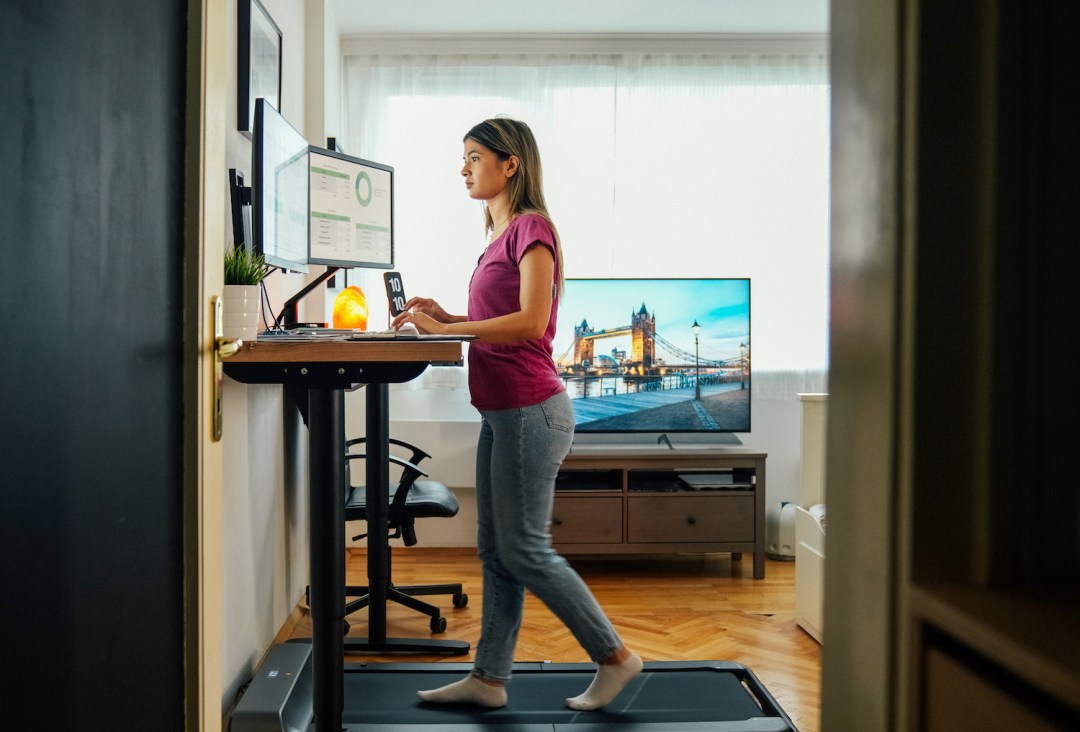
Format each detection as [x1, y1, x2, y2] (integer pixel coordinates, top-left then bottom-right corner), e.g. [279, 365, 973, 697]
[461, 139, 514, 201]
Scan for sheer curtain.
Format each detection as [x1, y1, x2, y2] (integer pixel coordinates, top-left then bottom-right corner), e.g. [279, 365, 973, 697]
[341, 45, 829, 391]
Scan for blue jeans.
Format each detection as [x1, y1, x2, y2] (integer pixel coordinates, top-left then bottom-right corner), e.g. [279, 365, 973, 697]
[472, 391, 624, 682]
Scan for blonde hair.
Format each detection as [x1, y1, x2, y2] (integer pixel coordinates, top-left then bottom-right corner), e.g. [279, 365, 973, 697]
[464, 117, 564, 294]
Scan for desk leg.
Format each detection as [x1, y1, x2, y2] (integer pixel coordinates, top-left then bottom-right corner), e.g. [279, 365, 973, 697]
[365, 382, 390, 645]
[308, 387, 345, 732]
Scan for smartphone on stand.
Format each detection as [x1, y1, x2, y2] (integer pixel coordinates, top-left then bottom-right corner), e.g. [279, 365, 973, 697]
[383, 271, 406, 324]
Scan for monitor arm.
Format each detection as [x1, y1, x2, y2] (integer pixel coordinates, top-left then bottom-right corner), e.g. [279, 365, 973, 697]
[276, 266, 341, 328]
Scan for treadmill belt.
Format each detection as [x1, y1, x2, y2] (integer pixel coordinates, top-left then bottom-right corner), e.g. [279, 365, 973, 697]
[344, 667, 767, 725]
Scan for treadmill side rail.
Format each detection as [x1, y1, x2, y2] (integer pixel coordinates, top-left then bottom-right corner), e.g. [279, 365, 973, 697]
[230, 642, 314, 732]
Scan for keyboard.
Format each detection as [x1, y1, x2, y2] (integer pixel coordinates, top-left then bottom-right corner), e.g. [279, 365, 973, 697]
[346, 329, 418, 340]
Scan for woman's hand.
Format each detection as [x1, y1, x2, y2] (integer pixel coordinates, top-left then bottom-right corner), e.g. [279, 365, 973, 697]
[392, 297, 465, 334]
[391, 309, 439, 334]
[401, 297, 454, 323]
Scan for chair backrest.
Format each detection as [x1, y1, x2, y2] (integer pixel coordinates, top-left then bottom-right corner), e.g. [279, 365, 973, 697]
[344, 437, 456, 546]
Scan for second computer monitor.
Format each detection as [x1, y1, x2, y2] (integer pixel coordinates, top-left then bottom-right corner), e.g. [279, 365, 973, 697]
[253, 98, 310, 273]
[308, 147, 394, 269]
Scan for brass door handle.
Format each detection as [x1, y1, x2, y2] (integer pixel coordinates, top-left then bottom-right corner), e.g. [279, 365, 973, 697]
[210, 295, 242, 441]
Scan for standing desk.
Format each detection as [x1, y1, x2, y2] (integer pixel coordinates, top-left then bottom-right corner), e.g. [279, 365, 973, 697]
[223, 336, 470, 732]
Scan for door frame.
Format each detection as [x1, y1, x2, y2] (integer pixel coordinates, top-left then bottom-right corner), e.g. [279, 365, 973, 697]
[184, 0, 227, 729]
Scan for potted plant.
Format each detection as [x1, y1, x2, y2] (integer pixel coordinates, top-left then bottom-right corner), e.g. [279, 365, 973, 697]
[222, 246, 270, 339]
[224, 245, 271, 286]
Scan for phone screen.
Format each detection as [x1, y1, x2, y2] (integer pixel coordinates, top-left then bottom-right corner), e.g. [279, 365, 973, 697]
[383, 271, 406, 317]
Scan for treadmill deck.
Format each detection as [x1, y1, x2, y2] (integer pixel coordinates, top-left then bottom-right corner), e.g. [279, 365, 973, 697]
[230, 642, 798, 731]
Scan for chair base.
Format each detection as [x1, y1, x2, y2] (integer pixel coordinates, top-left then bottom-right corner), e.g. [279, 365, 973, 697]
[342, 582, 470, 655]
[345, 583, 468, 634]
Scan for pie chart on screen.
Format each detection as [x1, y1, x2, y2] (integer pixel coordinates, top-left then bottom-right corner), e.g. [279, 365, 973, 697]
[355, 170, 372, 206]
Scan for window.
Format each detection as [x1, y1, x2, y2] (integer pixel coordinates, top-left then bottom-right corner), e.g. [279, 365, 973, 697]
[342, 42, 829, 375]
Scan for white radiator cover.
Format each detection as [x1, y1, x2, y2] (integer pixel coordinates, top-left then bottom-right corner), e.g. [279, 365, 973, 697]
[767, 501, 797, 560]
[795, 393, 827, 644]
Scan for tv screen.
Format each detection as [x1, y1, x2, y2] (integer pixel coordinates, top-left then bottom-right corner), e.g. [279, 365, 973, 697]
[308, 147, 394, 269]
[252, 98, 310, 273]
[553, 278, 751, 434]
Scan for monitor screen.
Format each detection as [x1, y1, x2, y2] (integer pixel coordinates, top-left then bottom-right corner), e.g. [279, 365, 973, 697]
[252, 98, 309, 273]
[553, 278, 751, 434]
[308, 147, 394, 269]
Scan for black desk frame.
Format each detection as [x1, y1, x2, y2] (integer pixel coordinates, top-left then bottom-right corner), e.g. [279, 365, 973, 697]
[225, 343, 469, 732]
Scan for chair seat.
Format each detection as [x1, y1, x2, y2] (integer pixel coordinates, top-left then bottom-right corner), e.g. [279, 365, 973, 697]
[345, 479, 459, 520]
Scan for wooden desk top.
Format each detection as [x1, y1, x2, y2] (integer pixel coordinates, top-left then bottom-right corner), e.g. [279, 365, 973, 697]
[223, 337, 465, 366]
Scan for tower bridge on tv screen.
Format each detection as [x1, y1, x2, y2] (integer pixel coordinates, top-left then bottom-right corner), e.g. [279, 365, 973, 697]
[556, 302, 747, 380]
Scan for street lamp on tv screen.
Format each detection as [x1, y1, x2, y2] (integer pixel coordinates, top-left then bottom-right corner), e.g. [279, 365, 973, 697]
[251, 98, 309, 273]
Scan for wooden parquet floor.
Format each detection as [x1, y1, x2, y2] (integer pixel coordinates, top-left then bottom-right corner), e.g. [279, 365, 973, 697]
[282, 547, 822, 732]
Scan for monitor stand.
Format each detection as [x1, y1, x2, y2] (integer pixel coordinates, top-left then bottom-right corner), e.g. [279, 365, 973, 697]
[275, 266, 342, 329]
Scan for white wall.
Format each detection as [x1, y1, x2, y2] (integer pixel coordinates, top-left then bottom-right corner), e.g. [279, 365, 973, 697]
[304, 0, 342, 147]
[221, 0, 316, 715]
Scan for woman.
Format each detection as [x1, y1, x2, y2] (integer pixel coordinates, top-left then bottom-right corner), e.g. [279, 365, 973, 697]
[393, 117, 642, 711]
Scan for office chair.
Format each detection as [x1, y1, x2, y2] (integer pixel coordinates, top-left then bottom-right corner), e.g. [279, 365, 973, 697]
[343, 437, 468, 634]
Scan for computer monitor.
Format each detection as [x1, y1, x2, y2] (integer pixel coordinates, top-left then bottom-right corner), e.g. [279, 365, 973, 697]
[252, 98, 310, 273]
[308, 147, 394, 270]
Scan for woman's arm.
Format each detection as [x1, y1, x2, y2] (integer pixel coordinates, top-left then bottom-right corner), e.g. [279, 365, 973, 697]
[396, 244, 555, 343]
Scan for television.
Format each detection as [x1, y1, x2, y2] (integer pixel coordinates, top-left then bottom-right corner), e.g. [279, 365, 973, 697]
[251, 97, 310, 273]
[553, 278, 751, 440]
[308, 147, 394, 269]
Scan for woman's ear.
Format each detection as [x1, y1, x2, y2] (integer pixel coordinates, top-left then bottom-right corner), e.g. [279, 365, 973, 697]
[505, 155, 520, 178]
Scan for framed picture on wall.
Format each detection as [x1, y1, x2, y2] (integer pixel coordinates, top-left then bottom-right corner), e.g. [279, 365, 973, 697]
[237, 0, 282, 137]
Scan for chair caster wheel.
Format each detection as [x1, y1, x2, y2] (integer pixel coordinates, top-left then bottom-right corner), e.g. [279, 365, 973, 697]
[430, 616, 447, 633]
[453, 593, 468, 608]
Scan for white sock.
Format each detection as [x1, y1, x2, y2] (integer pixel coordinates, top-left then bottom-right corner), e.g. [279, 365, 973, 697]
[566, 652, 643, 711]
[416, 674, 507, 708]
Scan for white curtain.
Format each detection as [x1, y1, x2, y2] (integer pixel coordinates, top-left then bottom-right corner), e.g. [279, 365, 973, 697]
[341, 46, 829, 385]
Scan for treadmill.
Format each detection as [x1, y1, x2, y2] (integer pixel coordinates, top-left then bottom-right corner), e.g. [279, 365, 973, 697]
[230, 641, 799, 731]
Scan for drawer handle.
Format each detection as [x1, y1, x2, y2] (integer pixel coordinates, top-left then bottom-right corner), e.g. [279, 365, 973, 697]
[552, 517, 564, 526]
[686, 516, 697, 525]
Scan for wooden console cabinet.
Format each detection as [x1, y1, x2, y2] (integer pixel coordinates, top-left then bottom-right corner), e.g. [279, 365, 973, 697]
[551, 447, 768, 578]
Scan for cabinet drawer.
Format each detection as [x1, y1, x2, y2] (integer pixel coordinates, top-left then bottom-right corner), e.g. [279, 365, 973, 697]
[551, 496, 622, 544]
[627, 495, 754, 543]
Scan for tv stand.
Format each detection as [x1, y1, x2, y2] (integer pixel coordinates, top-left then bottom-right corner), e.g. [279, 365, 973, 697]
[552, 446, 767, 578]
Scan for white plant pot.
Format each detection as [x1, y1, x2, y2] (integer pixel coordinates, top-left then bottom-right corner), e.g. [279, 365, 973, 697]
[222, 284, 261, 341]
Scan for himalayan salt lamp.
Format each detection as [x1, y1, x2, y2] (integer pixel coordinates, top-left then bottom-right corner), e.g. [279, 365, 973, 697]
[332, 285, 368, 330]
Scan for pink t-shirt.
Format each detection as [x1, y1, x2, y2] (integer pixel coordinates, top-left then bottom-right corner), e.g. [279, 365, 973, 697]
[467, 213, 565, 411]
